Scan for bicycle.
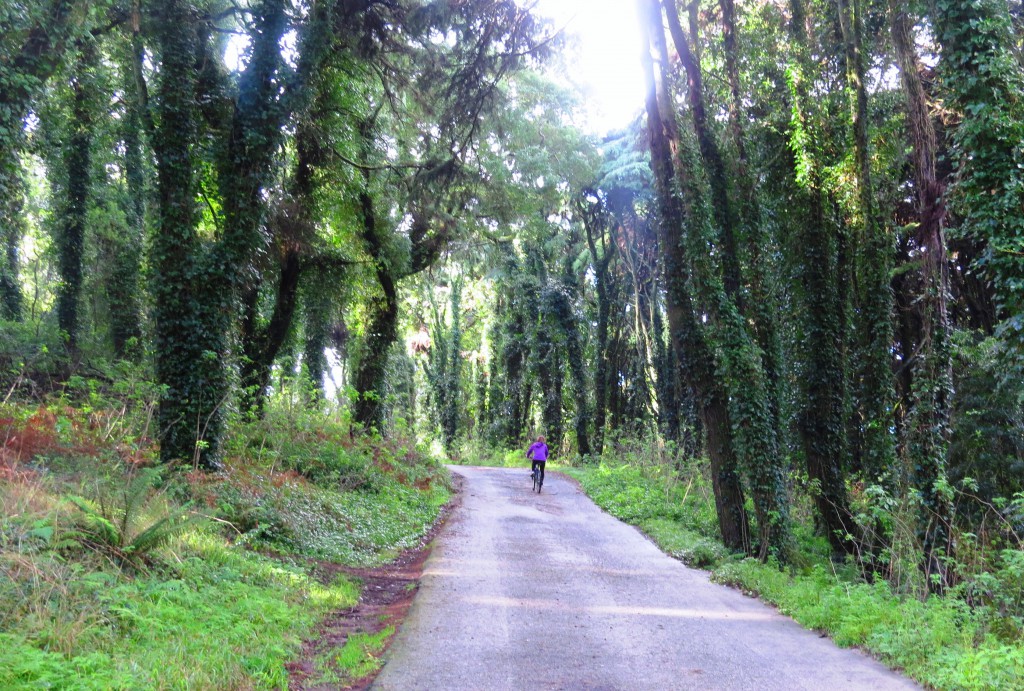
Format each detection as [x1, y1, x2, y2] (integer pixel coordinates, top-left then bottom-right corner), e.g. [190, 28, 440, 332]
[532, 461, 545, 493]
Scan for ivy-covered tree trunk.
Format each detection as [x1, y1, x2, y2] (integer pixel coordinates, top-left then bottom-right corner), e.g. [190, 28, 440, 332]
[916, 0, 1024, 587]
[502, 307, 531, 445]
[301, 265, 334, 402]
[0, 155, 26, 320]
[0, 0, 83, 321]
[931, 0, 1024, 351]
[663, 0, 742, 302]
[639, 0, 750, 554]
[151, 0, 207, 466]
[427, 277, 463, 453]
[56, 43, 97, 354]
[485, 320, 502, 437]
[443, 281, 463, 450]
[494, 250, 536, 447]
[837, 0, 898, 487]
[108, 29, 147, 360]
[890, 4, 953, 585]
[783, 0, 859, 557]
[717, 0, 785, 439]
[239, 244, 302, 413]
[890, 1, 952, 497]
[535, 283, 565, 451]
[651, 0, 790, 559]
[581, 195, 614, 454]
[620, 209, 661, 430]
[474, 354, 488, 437]
[353, 183, 399, 432]
[152, 0, 292, 465]
[550, 281, 591, 456]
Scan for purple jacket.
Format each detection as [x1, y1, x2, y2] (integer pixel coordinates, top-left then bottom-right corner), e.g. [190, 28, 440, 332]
[527, 441, 549, 461]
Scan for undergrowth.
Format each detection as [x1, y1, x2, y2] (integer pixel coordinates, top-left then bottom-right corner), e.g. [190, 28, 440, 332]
[0, 383, 451, 688]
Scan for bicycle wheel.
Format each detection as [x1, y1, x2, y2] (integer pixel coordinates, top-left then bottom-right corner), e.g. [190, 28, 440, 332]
[535, 465, 543, 493]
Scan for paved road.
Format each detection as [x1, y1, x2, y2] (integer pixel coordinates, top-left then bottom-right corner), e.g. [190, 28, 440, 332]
[372, 466, 918, 690]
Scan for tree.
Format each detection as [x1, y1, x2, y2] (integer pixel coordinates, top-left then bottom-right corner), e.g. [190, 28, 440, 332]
[52, 41, 99, 354]
[0, 0, 92, 320]
[918, 0, 1024, 587]
[426, 274, 464, 453]
[638, 0, 751, 554]
[781, 0, 859, 557]
[837, 0, 898, 489]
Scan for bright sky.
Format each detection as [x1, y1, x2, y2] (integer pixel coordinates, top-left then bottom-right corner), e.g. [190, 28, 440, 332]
[532, 0, 646, 135]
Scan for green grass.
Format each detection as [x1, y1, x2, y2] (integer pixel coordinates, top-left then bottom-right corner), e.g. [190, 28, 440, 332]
[569, 462, 1024, 690]
[0, 527, 358, 690]
[333, 625, 395, 680]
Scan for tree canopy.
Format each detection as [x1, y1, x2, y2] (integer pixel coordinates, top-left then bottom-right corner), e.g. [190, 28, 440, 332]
[1, 0, 1023, 591]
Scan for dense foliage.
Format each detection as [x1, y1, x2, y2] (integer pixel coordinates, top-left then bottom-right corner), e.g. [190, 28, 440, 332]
[2, 0, 1024, 686]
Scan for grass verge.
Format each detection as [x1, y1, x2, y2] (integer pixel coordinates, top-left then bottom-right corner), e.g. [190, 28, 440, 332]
[568, 463, 1024, 691]
[1, 396, 451, 689]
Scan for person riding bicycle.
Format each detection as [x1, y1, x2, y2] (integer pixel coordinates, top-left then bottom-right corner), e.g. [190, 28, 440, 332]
[527, 435, 548, 481]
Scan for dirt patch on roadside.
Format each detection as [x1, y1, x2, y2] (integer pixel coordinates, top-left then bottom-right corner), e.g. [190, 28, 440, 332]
[286, 473, 464, 690]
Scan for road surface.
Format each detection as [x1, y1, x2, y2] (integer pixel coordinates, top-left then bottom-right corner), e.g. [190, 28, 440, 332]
[372, 466, 917, 690]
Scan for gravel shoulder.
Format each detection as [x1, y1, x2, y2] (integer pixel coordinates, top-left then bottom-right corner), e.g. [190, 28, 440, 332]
[372, 465, 919, 691]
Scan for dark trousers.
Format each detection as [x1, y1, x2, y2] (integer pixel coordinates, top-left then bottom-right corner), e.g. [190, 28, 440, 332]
[531, 460, 546, 481]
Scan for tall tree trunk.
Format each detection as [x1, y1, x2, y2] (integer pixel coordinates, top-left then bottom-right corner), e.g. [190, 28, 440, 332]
[785, 0, 859, 557]
[639, 0, 750, 554]
[152, 0, 293, 467]
[838, 0, 898, 485]
[931, 0, 1024, 350]
[0, 153, 26, 320]
[663, 0, 742, 302]
[426, 276, 462, 453]
[109, 26, 147, 360]
[56, 43, 97, 354]
[501, 301, 531, 447]
[582, 196, 614, 454]
[302, 269, 332, 403]
[893, 0, 954, 590]
[536, 283, 564, 450]
[658, 0, 791, 559]
[235, 0, 339, 411]
[152, 0, 212, 466]
[239, 244, 302, 412]
[0, 0, 83, 321]
[651, 283, 682, 444]
[353, 181, 398, 431]
[474, 354, 488, 437]
[211, 0, 290, 412]
[551, 280, 592, 457]
[717, 0, 785, 440]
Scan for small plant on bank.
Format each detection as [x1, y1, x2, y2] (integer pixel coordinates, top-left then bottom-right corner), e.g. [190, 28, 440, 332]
[66, 466, 199, 569]
[309, 624, 396, 687]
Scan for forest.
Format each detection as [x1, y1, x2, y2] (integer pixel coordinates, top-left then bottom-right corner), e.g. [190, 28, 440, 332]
[1, 0, 1023, 687]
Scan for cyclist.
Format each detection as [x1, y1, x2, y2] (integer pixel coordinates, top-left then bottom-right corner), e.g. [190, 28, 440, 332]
[526, 435, 549, 484]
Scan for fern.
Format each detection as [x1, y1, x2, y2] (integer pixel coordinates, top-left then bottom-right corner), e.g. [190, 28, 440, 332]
[66, 468, 199, 568]
[68, 496, 121, 547]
